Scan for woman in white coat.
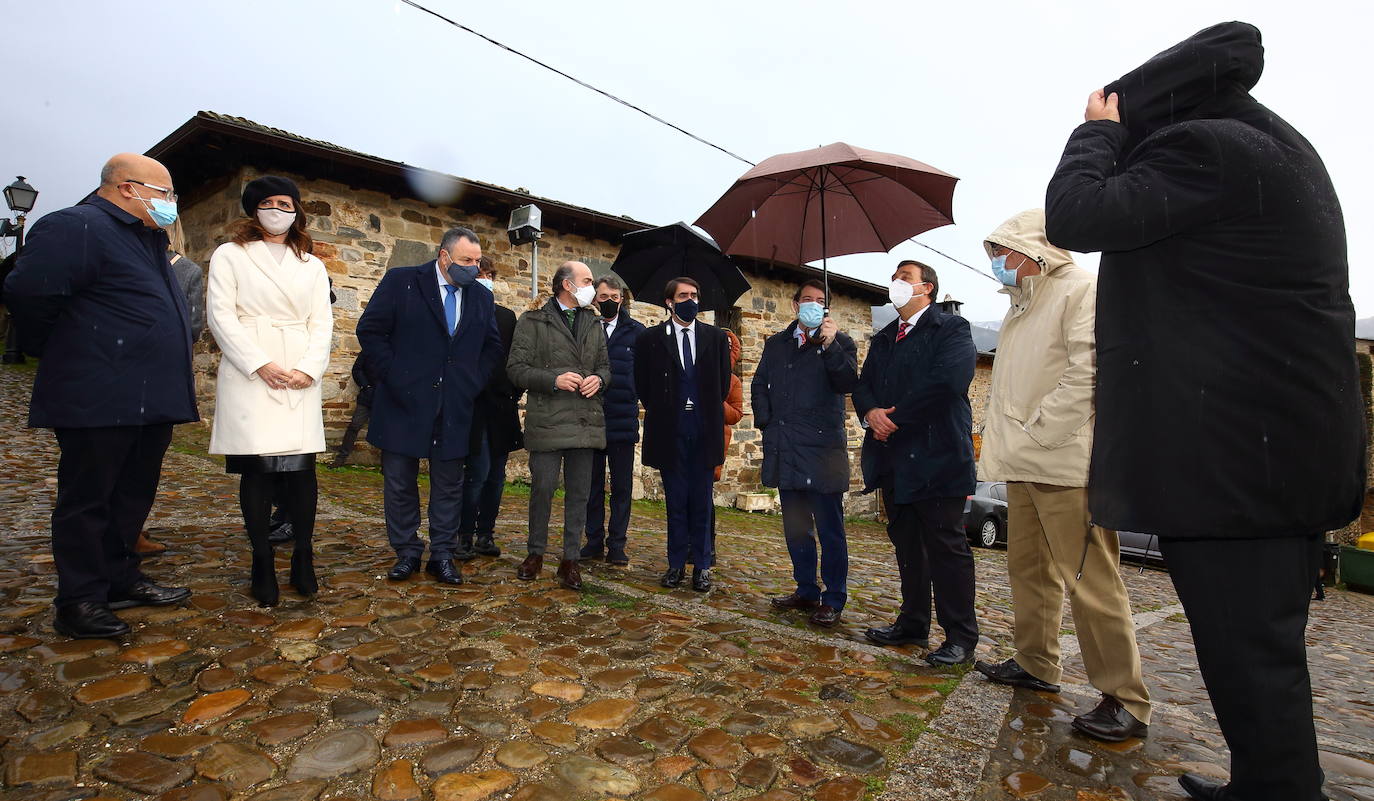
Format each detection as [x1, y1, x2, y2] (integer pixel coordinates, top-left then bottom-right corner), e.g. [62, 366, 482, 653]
[207, 176, 332, 606]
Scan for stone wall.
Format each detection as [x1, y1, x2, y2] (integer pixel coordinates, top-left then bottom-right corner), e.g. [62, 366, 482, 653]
[181, 167, 993, 518]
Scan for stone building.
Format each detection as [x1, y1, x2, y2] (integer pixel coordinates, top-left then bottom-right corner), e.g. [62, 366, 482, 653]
[151, 112, 993, 516]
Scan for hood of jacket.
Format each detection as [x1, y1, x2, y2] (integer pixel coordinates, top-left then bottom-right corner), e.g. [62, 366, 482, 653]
[1105, 21, 1264, 157]
[983, 208, 1086, 306]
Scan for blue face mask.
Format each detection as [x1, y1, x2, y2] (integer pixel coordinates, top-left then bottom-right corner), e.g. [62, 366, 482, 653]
[145, 197, 178, 228]
[476, 278, 494, 292]
[990, 254, 1020, 287]
[673, 298, 699, 323]
[797, 301, 825, 329]
[446, 262, 478, 287]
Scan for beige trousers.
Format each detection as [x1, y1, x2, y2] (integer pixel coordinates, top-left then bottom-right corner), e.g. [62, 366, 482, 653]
[1007, 482, 1151, 723]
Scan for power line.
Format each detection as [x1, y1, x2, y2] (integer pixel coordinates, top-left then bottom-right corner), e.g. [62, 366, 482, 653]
[396, 0, 755, 167]
[397, 0, 997, 283]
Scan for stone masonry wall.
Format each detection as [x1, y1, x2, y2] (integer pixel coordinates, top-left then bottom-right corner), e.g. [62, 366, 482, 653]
[181, 167, 992, 518]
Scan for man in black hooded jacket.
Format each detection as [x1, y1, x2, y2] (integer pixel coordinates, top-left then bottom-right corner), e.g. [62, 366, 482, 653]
[1046, 22, 1363, 801]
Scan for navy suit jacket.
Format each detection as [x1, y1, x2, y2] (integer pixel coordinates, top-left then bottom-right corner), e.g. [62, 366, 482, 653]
[3, 196, 198, 429]
[356, 261, 502, 460]
[852, 308, 977, 504]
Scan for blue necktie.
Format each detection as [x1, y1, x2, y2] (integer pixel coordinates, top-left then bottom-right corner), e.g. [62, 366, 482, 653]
[443, 285, 458, 335]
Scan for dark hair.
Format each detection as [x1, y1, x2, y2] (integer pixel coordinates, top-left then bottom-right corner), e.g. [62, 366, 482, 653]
[551, 263, 577, 296]
[793, 278, 827, 304]
[596, 274, 623, 293]
[229, 209, 313, 259]
[896, 259, 938, 303]
[478, 255, 496, 278]
[439, 227, 479, 255]
[663, 276, 701, 302]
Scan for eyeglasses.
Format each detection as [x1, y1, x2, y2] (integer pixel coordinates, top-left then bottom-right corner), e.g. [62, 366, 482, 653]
[123, 179, 177, 203]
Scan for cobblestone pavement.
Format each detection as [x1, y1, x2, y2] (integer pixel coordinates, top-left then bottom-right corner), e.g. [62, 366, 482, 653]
[0, 363, 1371, 800]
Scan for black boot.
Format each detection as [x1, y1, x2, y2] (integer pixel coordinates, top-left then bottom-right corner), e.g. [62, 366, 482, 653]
[250, 549, 279, 607]
[474, 532, 500, 557]
[455, 532, 476, 562]
[290, 545, 318, 597]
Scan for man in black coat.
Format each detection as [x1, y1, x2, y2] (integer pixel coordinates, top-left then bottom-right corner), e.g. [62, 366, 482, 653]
[1045, 22, 1363, 801]
[754, 279, 858, 628]
[356, 227, 503, 586]
[328, 353, 375, 469]
[4, 153, 196, 639]
[634, 277, 732, 591]
[456, 256, 523, 560]
[582, 274, 645, 566]
[854, 260, 979, 666]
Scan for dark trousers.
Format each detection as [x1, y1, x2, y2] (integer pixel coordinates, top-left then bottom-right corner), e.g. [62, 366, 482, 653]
[333, 402, 371, 463]
[528, 448, 593, 560]
[882, 489, 979, 648]
[585, 440, 636, 555]
[475, 446, 511, 536]
[780, 489, 849, 610]
[52, 424, 173, 606]
[457, 430, 491, 537]
[1161, 535, 1325, 801]
[381, 449, 463, 561]
[662, 409, 712, 571]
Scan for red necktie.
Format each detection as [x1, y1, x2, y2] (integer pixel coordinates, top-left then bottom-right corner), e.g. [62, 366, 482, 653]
[895, 321, 912, 342]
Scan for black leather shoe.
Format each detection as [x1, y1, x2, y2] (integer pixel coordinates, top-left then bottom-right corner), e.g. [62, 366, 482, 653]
[770, 591, 820, 610]
[54, 603, 130, 639]
[579, 542, 604, 561]
[691, 567, 712, 592]
[605, 549, 629, 566]
[474, 534, 500, 557]
[454, 536, 476, 562]
[864, 624, 929, 648]
[267, 521, 294, 545]
[1178, 773, 1224, 800]
[1072, 694, 1149, 742]
[974, 658, 1061, 693]
[809, 605, 842, 627]
[660, 567, 684, 588]
[387, 556, 421, 581]
[926, 642, 974, 666]
[426, 558, 464, 585]
[107, 580, 191, 610]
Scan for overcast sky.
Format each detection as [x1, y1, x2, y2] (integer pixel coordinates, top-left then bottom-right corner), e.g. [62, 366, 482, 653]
[6, 0, 1367, 324]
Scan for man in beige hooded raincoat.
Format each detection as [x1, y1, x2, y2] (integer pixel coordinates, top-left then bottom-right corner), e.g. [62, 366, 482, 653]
[972, 209, 1151, 743]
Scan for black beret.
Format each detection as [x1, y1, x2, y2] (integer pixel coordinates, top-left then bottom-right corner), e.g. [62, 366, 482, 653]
[241, 176, 302, 216]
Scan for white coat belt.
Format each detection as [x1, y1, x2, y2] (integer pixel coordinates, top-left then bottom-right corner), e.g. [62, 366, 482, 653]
[243, 315, 309, 409]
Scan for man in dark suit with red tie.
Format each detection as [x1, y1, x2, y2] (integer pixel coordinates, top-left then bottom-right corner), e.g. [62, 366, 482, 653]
[853, 260, 980, 667]
[634, 277, 732, 591]
[356, 227, 504, 586]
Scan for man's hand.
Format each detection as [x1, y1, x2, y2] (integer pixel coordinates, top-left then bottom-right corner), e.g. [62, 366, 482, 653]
[255, 361, 292, 390]
[817, 317, 838, 347]
[1085, 89, 1120, 123]
[579, 374, 602, 397]
[286, 370, 314, 390]
[865, 406, 898, 441]
[555, 372, 583, 392]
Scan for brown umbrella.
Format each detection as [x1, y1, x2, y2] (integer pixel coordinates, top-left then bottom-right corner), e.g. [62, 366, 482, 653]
[694, 142, 958, 303]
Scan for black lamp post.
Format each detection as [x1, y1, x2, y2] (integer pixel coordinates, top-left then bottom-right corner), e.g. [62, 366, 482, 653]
[2, 176, 38, 364]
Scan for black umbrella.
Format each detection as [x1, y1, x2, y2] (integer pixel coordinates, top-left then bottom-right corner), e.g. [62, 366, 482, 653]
[611, 222, 751, 312]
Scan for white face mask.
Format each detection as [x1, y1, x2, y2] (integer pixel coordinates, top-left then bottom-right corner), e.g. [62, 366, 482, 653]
[889, 278, 917, 308]
[476, 278, 494, 292]
[257, 208, 296, 236]
[572, 283, 596, 307]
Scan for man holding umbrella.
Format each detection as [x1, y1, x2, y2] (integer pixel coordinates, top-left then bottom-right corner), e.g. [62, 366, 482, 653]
[634, 277, 732, 591]
[754, 279, 858, 627]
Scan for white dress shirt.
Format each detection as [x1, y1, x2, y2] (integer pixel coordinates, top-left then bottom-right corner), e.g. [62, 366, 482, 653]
[435, 262, 463, 329]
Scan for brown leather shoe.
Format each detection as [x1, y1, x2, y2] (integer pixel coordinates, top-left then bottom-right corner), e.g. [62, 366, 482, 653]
[135, 531, 167, 555]
[556, 559, 583, 591]
[770, 591, 819, 610]
[809, 605, 842, 627]
[517, 553, 543, 581]
[1072, 694, 1148, 742]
